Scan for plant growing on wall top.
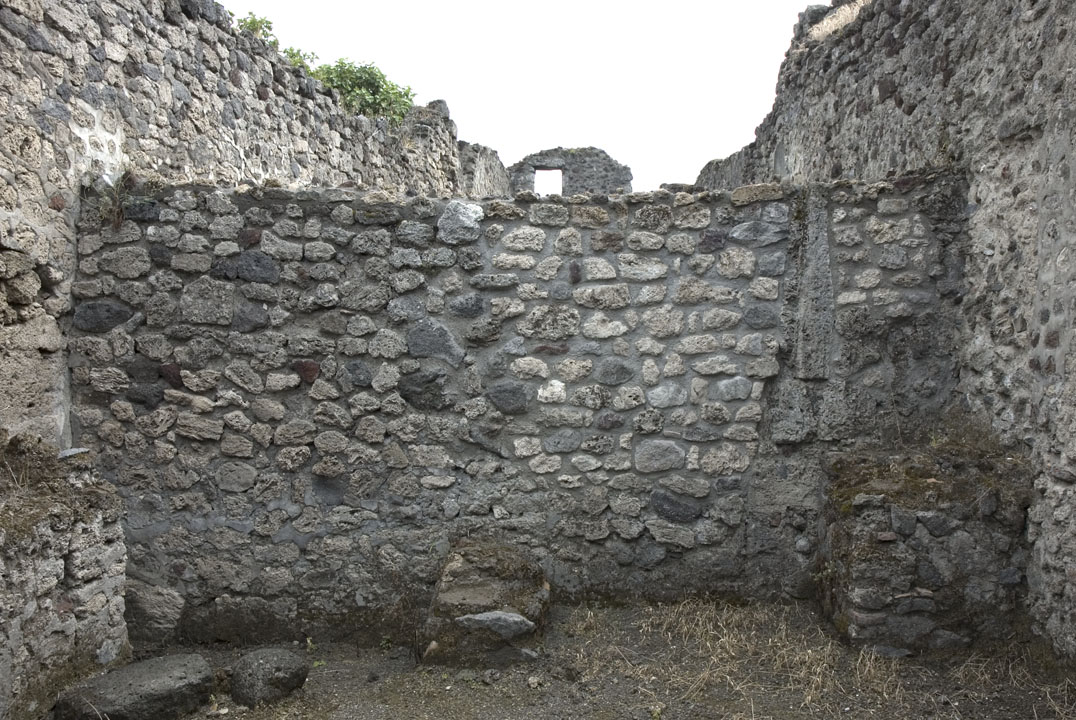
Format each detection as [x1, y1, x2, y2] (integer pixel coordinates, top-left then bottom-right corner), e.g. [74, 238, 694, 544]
[230, 11, 414, 125]
[311, 60, 414, 125]
[235, 12, 277, 48]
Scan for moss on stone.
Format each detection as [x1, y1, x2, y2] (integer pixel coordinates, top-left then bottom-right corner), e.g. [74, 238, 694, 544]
[823, 410, 1034, 516]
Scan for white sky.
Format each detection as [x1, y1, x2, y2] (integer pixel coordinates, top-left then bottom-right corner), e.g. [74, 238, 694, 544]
[220, 0, 814, 190]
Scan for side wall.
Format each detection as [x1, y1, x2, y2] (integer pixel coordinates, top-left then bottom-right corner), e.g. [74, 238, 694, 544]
[696, 0, 1076, 655]
[0, 0, 507, 445]
[0, 467, 128, 720]
[67, 176, 965, 641]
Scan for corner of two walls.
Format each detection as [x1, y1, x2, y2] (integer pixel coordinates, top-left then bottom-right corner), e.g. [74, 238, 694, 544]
[694, 0, 1076, 655]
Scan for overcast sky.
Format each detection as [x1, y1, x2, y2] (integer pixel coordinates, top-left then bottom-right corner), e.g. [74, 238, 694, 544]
[220, 0, 814, 190]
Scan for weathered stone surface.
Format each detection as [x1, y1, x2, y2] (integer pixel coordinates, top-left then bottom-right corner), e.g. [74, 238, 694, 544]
[502, 226, 546, 252]
[572, 284, 630, 309]
[730, 184, 783, 206]
[407, 318, 465, 368]
[650, 490, 703, 523]
[659, 474, 711, 498]
[54, 654, 212, 720]
[230, 649, 309, 708]
[486, 381, 533, 415]
[217, 461, 257, 492]
[73, 299, 134, 332]
[635, 439, 686, 473]
[398, 368, 452, 410]
[437, 201, 484, 245]
[175, 413, 224, 441]
[454, 611, 536, 640]
[509, 147, 632, 195]
[274, 420, 317, 445]
[516, 305, 580, 340]
[125, 579, 184, 644]
[422, 541, 549, 667]
[180, 276, 233, 325]
[594, 359, 634, 386]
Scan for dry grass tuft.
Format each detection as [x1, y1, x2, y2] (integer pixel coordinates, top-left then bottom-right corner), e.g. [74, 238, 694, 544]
[560, 598, 1076, 718]
[807, 0, 873, 43]
[569, 599, 892, 709]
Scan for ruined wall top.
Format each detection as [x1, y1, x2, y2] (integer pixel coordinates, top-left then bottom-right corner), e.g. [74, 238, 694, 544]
[0, 0, 510, 443]
[509, 148, 633, 196]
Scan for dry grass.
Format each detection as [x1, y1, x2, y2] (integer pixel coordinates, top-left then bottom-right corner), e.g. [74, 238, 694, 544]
[807, 0, 873, 43]
[562, 598, 1075, 718]
[182, 598, 1076, 720]
[945, 651, 1076, 719]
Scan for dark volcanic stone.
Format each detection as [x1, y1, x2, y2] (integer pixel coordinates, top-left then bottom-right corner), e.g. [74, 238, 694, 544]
[698, 228, 728, 253]
[447, 293, 485, 318]
[238, 227, 262, 247]
[230, 648, 309, 708]
[407, 318, 465, 368]
[595, 359, 634, 385]
[236, 250, 280, 283]
[149, 244, 173, 267]
[486, 381, 533, 415]
[338, 360, 373, 391]
[650, 490, 703, 523]
[73, 299, 134, 332]
[53, 654, 212, 720]
[233, 301, 269, 332]
[209, 257, 239, 280]
[126, 383, 165, 408]
[744, 306, 779, 329]
[123, 199, 159, 221]
[159, 363, 183, 388]
[398, 368, 452, 410]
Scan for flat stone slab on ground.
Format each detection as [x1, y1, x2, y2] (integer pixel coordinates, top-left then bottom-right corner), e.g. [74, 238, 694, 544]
[53, 653, 212, 720]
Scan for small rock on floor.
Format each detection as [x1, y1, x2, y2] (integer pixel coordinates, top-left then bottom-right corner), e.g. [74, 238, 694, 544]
[230, 648, 309, 707]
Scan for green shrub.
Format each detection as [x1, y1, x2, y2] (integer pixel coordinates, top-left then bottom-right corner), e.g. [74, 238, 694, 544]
[235, 12, 277, 48]
[312, 59, 414, 125]
[229, 10, 413, 124]
[282, 47, 318, 74]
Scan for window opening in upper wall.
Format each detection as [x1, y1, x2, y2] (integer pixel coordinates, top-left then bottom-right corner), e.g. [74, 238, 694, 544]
[534, 169, 563, 197]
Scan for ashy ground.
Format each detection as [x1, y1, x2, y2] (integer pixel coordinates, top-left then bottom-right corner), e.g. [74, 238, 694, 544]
[176, 599, 1075, 720]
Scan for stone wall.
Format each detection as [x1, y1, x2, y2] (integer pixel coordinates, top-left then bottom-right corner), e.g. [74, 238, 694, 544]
[695, 0, 1076, 657]
[0, 0, 508, 446]
[509, 148, 633, 196]
[66, 173, 966, 641]
[0, 445, 128, 720]
[820, 441, 1033, 653]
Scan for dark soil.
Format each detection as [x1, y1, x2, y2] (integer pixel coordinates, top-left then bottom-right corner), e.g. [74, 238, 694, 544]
[176, 599, 1075, 720]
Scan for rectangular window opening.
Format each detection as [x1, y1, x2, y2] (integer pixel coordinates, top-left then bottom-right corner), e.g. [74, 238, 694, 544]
[534, 169, 563, 197]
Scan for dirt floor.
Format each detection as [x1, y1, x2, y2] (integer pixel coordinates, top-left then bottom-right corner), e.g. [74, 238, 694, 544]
[176, 599, 1076, 720]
